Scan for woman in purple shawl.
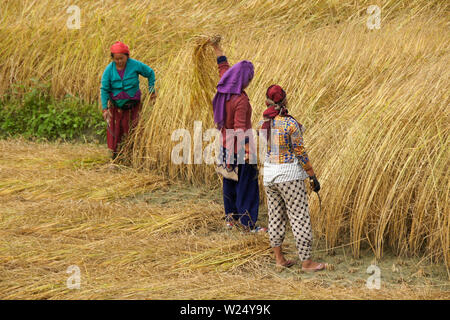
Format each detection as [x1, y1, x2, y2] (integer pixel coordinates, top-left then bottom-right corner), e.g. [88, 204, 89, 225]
[210, 41, 267, 233]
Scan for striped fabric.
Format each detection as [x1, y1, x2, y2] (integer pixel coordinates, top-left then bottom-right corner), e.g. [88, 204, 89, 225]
[263, 158, 308, 186]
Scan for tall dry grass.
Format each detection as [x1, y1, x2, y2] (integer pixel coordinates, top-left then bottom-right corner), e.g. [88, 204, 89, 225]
[0, 0, 448, 274]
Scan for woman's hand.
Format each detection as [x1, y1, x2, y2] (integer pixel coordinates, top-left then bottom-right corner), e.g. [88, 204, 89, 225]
[150, 92, 157, 103]
[309, 175, 321, 193]
[244, 142, 254, 163]
[209, 36, 223, 57]
[212, 44, 223, 57]
[102, 108, 112, 125]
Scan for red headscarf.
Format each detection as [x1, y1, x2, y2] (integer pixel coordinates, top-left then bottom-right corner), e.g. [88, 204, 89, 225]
[261, 85, 301, 141]
[110, 41, 130, 55]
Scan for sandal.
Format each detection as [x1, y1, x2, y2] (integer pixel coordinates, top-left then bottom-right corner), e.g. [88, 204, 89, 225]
[250, 226, 268, 233]
[301, 263, 327, 272]
[277, 259, 296, 268]
[225, 216, 236, 230]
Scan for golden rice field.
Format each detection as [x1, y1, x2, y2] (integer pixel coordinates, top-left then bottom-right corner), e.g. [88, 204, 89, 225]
[0, 0, 449, 298]
[0, 139, 449, 299]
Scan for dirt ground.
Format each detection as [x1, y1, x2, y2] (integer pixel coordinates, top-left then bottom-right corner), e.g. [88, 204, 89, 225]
[0, 139, 448, 299]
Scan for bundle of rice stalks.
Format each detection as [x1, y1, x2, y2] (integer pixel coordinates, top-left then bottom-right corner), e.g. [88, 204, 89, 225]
[174, 235, 271, 272]
[0, 139, 168, 201]
[128, 34, 222, 185]
[190, 34, 220, 117]
[2, 199, 223, 239]
[0, 169, 168, 201]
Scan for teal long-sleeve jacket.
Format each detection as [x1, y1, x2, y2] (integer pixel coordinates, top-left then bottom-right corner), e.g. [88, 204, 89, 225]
[100, 58, 155, 110]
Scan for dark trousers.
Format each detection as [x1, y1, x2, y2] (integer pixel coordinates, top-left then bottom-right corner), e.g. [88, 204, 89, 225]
[223, 163, 259, 229]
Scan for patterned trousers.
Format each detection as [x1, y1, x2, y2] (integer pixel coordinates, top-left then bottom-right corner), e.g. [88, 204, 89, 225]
[265, 179, 312, 261]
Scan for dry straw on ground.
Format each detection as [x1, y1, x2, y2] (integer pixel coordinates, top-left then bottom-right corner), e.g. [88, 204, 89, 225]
[1, 140, 448, 299]
[0, 0, 449, 293]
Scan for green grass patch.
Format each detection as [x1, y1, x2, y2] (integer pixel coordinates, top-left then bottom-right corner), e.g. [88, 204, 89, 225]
[0, 79, 105, 143]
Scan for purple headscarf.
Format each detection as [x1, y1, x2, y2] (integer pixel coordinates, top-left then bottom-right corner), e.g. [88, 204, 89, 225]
[212, 60, 254, 129]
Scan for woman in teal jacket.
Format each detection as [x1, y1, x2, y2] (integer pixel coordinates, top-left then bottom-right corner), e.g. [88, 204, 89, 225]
[100, 41, 156, 159]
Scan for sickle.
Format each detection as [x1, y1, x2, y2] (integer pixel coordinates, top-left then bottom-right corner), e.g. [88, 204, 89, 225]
[107, 122, 115, 139]
[309, 179, 322, 216]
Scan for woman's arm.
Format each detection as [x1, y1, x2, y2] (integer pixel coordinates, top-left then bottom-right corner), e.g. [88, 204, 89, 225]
[100, 67, 112, 110]
[211, 43, 230, 78]
[290, 118, 320, 192]
[289, 119, 315, 176]
[234, 96, 253, 162]
[212, 42, 224, 58]
[137, 60, 156, 94]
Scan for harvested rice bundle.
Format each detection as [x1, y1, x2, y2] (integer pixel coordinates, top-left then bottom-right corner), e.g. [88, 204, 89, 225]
[190, 34, 222, 120]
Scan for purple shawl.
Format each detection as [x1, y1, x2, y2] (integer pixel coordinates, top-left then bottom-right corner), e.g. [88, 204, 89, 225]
[212, 60, 254, 129]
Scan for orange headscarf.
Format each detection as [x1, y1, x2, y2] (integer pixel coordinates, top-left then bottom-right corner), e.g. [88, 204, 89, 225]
[110, 41, 129, 54]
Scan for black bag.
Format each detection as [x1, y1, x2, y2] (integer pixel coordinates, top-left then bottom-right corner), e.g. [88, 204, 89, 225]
[111, 100, 139, 110]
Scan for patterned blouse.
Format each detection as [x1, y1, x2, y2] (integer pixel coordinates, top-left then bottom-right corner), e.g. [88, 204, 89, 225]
[257, 115, 312, 171]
